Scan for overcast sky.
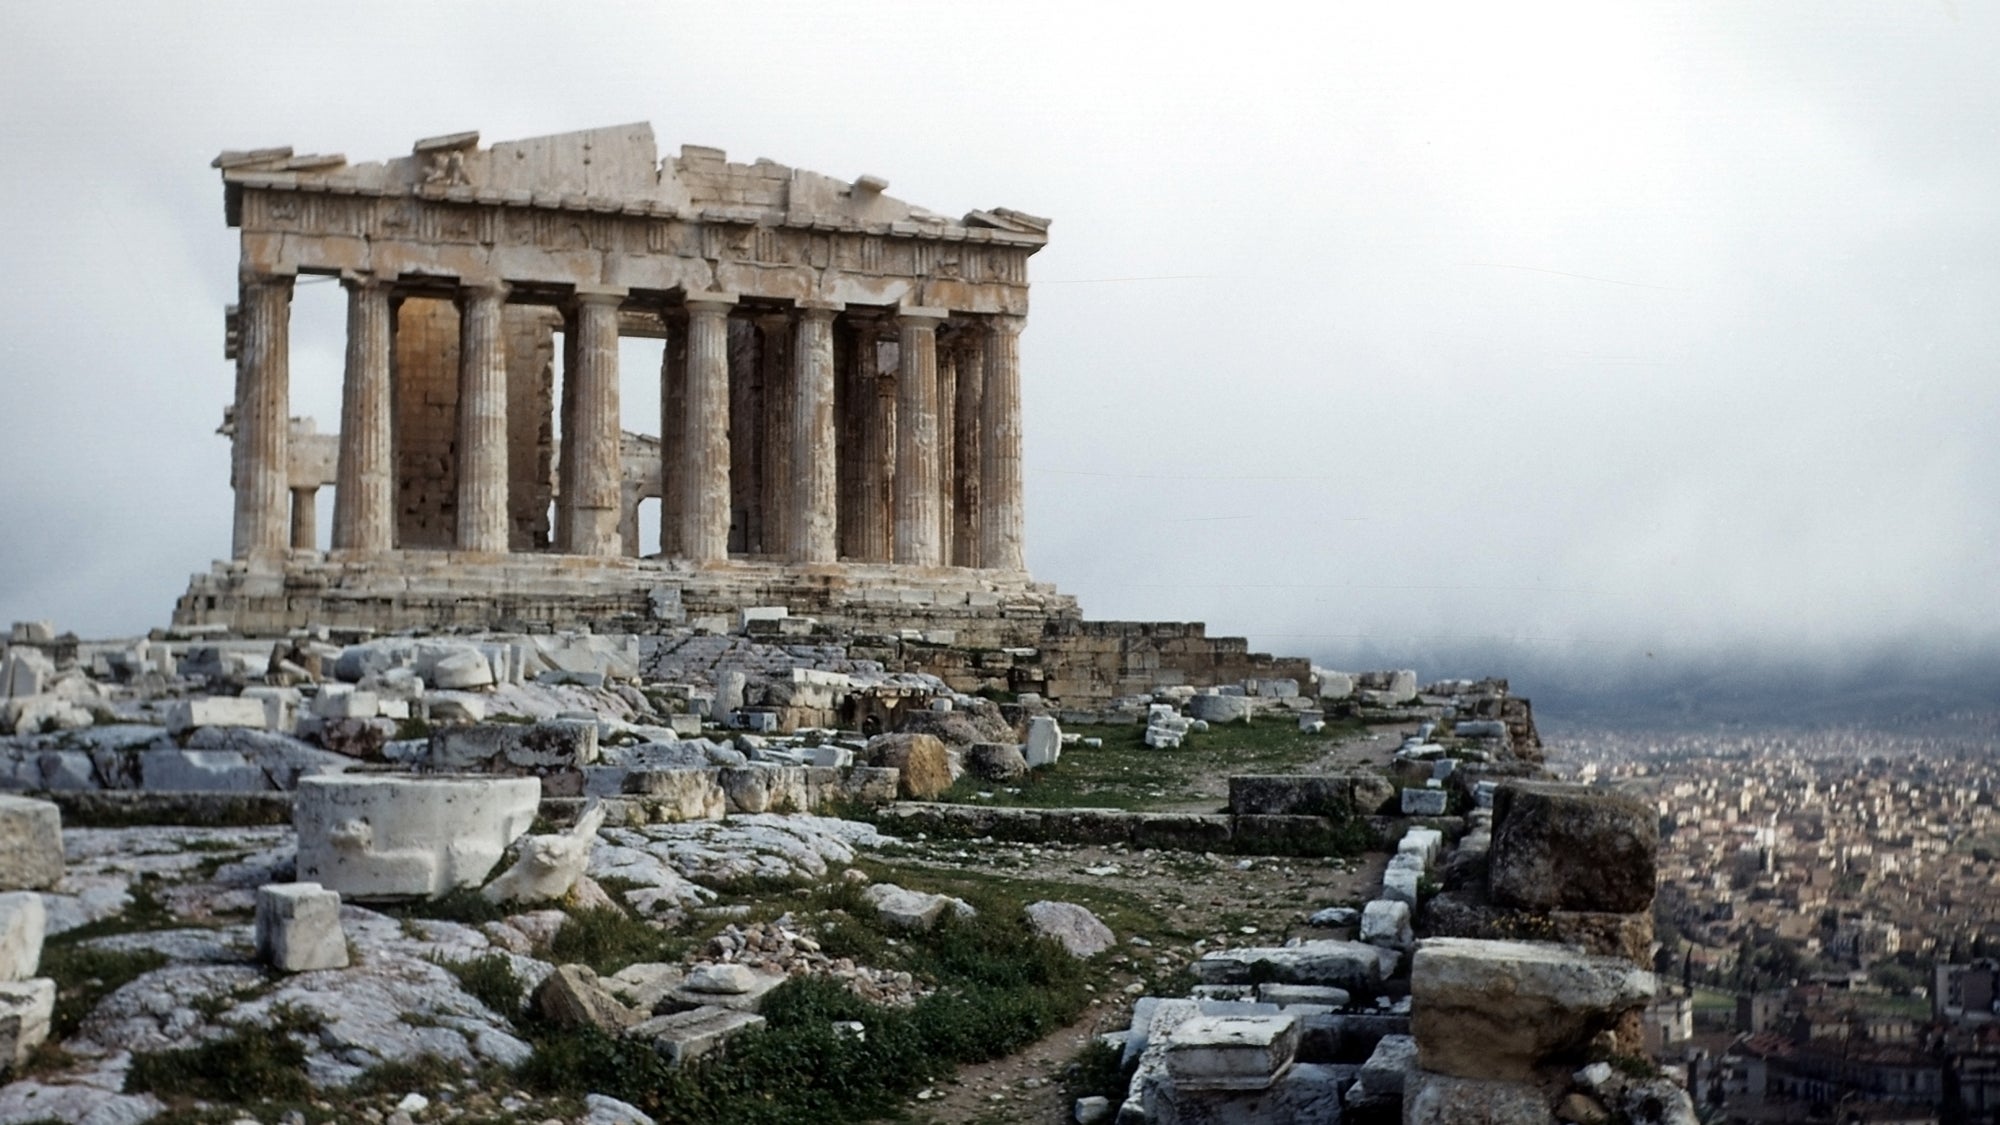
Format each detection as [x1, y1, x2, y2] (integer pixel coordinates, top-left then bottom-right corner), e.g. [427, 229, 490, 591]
[1, 2, 1994, 687]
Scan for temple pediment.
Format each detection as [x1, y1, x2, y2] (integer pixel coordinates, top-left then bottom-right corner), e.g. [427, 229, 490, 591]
[212, 122, 1045, 246]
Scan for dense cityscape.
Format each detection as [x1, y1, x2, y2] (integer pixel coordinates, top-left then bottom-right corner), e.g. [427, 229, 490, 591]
[1551, 715, 2000, 1123]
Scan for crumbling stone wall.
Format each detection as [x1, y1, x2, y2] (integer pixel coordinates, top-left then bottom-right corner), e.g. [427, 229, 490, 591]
[1038, 620, 1312, 705]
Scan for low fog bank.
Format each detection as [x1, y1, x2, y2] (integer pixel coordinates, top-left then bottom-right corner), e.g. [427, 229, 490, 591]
[1303, 635, 2000, 734]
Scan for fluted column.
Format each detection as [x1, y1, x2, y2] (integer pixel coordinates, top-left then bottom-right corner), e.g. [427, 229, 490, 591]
[679, 293, 737, 564]
[332, 273, 393, 552]
[952, 329, 985, 568]
[289, 488, 317, 550]
[564, 287, 625, 556]
[658, 311, 687, 556]
[232, 272, 293, 559]
[455, 281, 511, 553]
[935, 334, 957, 564]
[979, 315, 1026, 571]
[893, 306, 947, 566]
[791, 303, 839, 563]
[757, 312, 794, 559]
[852, 320, 892, 562]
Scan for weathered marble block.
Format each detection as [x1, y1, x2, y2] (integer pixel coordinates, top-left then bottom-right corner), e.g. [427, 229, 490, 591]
[0, 795, 63, 891]
[255, 882, 348, 972]
[1400, 787, 1448, 816]
[1411, 937, 1655, 1080]
[633, 1005, 765, 1066]
[1191, 940, 1388, 992]
[0, 978, 53, 1066]
[1023, 715, 1063, 768]
[1360, 899, 1413, 949]
[166, 696, 268, 733]
[1488, 781, 1658, 914]
[0, 893, 45, 981]
[294, 775, 540, 900]
[1165, 1012, 1301, 1091]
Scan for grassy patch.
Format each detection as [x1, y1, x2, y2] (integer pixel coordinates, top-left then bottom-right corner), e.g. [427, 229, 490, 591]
[381, 887, 511, 927]
[518, 875, 1097, 1124]
[437, 952, 527, 1015]
[126, 1024, 312, 1105]
[940, 716, 1365, 812]
[37, 944, 171, 1039]
[547, 907, 687, 977]
[50, 877, 177, 943]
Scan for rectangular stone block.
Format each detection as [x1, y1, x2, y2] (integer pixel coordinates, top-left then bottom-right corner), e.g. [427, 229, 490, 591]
[0, 795, 62, 891]
[0, 894, 44, 982]
[1166, 1012, 1301, 1091]
[167, 697, 270, 733]
[255, 882, 349, 972]
[633, 1004, 765, 1066]
[1400, 788, 1448, 817]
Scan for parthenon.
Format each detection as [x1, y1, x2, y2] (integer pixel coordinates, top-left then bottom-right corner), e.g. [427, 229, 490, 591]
[177, 123, 1078, 638]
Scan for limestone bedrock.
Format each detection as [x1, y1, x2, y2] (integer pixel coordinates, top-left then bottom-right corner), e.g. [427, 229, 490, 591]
[294, 775, 541, 900]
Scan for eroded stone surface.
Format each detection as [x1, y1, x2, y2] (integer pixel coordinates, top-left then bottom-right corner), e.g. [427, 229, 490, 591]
[1411, 937, 1655, 1080]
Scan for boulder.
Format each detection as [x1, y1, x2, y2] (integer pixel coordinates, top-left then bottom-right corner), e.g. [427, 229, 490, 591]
[535, 963, 639, 1031]
[1025, 901, 1115, 958]
[254, 882, 348, 972]
[1403, 1068, 1555, 1125]
[685, 963, 759, 995]
[861, 882, 974, 931]
[1411, 937, 1655, 1080]
[863, 733, 952, 799]
[1488, 782, 1658, 914]
[0, 795, 62, 891]
[1360, 899, 1413, 949]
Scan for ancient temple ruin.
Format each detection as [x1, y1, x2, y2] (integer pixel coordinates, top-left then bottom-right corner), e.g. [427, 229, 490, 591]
[175, 123, 1074, 640]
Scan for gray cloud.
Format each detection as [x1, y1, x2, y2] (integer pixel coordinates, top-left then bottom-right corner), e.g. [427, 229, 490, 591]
[1, 2, 1992, 692]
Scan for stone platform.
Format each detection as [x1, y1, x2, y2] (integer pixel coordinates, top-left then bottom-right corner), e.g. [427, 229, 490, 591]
[173, 552, 1078, 645]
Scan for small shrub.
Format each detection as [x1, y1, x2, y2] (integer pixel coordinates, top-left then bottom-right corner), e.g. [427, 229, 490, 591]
[350, 1053, 463, 1096]
[385, 888, 507, 927]
[1064, 1037, 1131, 1107]
[38, 945, 169, 1038]
[126, 1026, 310, 1104]
[437, 953, 525, 1015]
[547, 907, 681, 976]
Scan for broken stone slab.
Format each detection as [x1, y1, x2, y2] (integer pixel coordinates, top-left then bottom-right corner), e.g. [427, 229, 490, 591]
[863, 732, 951, 799]
[1025, 900, 1115, 958]
[605, 962, 686, 1012]
[1360, 899, 1413, 949]
[255, 882, 348, 972]
[1401, 787, 1448, 816]
[632, 1004, 765, 1066]
[662, 967, 785, 1013]
[1255, 983, 1350, 1009]
[536, 963, 641, 1031]
[430, 649, 496, 690]
[426, 719, 600, 772]
[312, 686, 380, 720]
[1306, 906, 1358, 928]
[685, 963, 759, 995]
[0, 893, 44, 981]
[0, 795, 62, 890]
[1192, 940, 1387, 992]
[166, 696, 268, 733]
[967, 741, 1028, 781]
[583, 1093, 657, 1125]
[622, 768, 726, 821]
[1411, 937, 1656, 1080]
[294, 774, 541, 900]
[1166, 1012, 1301, 1091]
[1024, 715, 1063, 768]
[1402, 1068, 1556, 1125]
[1398, 826, 1444, 866]
[0, 977, 54, 1066]
[1488, 781, 1658, 914]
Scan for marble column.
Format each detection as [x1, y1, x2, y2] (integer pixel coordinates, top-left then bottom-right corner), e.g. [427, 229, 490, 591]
[289, 488, 317, 550]
[455, 281, 511, 553]
[757, 312, 794, 559]
[935, 334, 958, 564]
[979, 315, 1026, 571]
[332, 273, 393, 552]
[564, 287, 625, 556]
[791, 303, 839, 563]
[232, 272, 293, 559]
[852, 320, 893, 562]
[658, 311, 687, 556]
[893, 306, 947, 566]
[952, 328, 985, 568]
[679, 293, 737, 564]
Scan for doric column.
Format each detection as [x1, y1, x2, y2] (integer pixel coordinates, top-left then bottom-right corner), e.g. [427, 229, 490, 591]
[564, 286, 625, 556]
[952, 328, 985, 568]
[790, 303, 839, 563]
[852, 320, 893, 562]
[979, 315, 1026, 571]
[893, 306, 947, 566]
[332, 273, 393, 552]
[757, 312, 794, 559]
[935, 333, 958, 564]
[658, 310, 687, 556]
[455, 281, 511, 553]
[289, 487, 317, 550]
[232, 272, 293, 559]
[679, 293, 737, 564]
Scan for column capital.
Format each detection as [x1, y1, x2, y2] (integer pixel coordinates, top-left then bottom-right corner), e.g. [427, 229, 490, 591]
[797, 297, 843, 313]
[573, 284, 628, 307]
[338, 269, 391, 293]
[683, 291, 738, 314]
[896, 305, 949, 325]
[985, 313, 1025, 338]
[459, 278, 510, 302]
[239, 267, 296, 289]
